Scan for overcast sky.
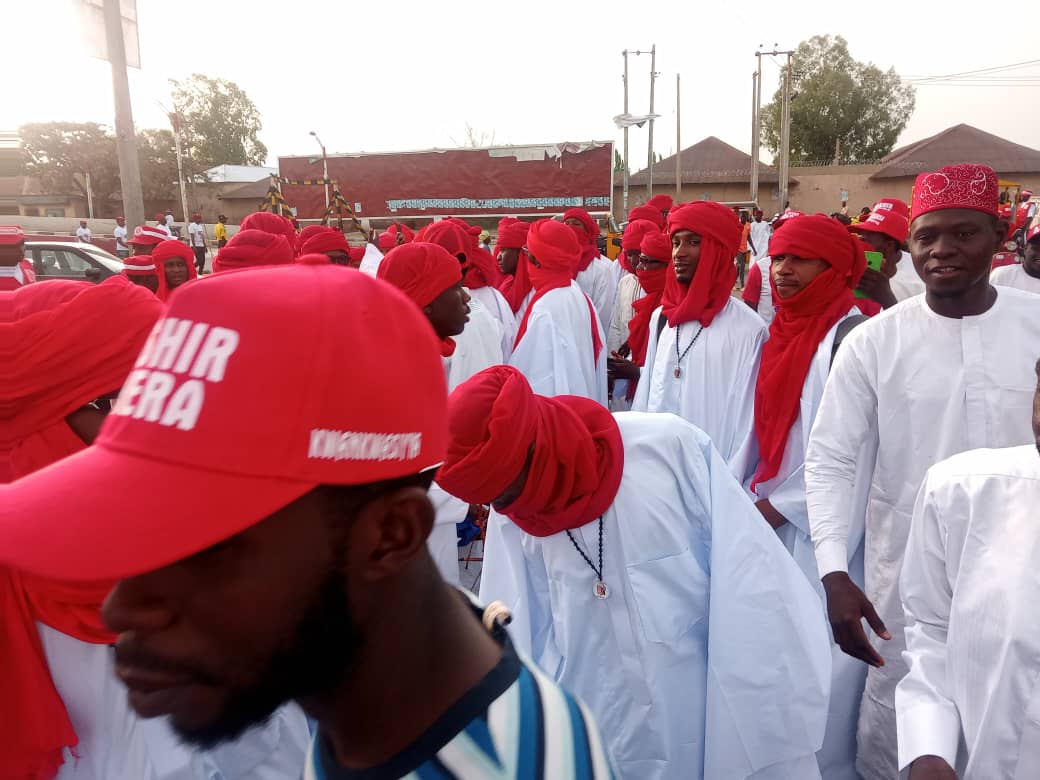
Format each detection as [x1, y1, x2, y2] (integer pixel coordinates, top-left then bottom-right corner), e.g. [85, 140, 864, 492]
[8, 0, 1040, 170]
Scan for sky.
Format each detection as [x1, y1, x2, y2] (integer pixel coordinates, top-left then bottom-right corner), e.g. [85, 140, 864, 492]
[6, 0, 1040, 172]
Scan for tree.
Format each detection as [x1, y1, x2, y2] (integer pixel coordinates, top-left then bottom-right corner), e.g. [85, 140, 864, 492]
[20, 122, 121, 207]
[136, 128, 180, 202]
[171, 74, 267, 169]
[761, 35, 915, 164]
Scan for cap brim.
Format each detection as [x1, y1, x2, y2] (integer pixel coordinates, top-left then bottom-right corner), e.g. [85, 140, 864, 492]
[0, 443, 315, 582]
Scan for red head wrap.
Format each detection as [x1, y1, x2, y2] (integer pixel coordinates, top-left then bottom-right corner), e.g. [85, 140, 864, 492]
[627, 204, 665, 228]
[121, 253, 159, 288]
[240, 211, 297, 247]
[753, 215, 866, 488]
[416, 220, 503, 290]
[377, 242, 464, 356]
[300, 227, 350, 258]
[0, 276, 162, 779]
[151, 239, 199, 300]
[438, 366, 624, 537]
[377, 224, 416, 251]
[494, 218, 533, 313]
[647, 194, 674, 212]
[626, 230, 671, 366]
[348, 246, 366, 265]
[213, 229, 294, 274]
[563, 208, 600, 272]
[621, 219, 661, 251]
[295, 224, 330, 256]
[911, 164, 999, 222]
[661, 202, 741, 327]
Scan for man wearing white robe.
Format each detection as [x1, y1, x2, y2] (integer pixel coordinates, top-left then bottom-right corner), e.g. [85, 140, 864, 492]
[508, 219, 608, 405]
[989, 224, 1040, 294]
[631, 202, 767, 482]
[750, 209, 772, 261]
[564, 209, 618, 335]
[805, 164, 1040, 780]
[436, 366, 831, 780]
[467, 283, 516, 359]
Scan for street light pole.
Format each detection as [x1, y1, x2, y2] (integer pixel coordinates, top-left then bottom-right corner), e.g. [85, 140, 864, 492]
[309, 131, 330, 213]
[622, 50, 630, 215]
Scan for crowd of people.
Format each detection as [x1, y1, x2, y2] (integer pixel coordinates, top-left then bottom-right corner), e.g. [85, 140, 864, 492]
[1, 161, 1040, 780]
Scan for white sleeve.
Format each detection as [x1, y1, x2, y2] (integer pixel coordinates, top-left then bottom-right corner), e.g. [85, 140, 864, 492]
[895, 470, 962, 771]
[607, 281, 629, 355]
[805, 334, 878, 576]
[719, 323, 766, 484]
[629, 308, 659, 412]
[593, 262, 618, 337]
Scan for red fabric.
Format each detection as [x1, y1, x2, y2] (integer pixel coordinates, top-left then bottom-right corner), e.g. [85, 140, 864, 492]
[619, 219, 660, 274]
[348, 246, 366, 265]
[152, 240, 199, 300]
[494, 218, 533, 313]
[295, 224, 331, 256]
[661, 202, 741, 327]
[1028, 224, 1040, 243]
[515, 220, 603, 361]
[1, 259, 36, 290]
[240, 211, 298, 247]
[742, 263, 762, 305]
[0, 276, 161, 780]
[214, 229, 294, 274]
[128, 224, 167, 247]
[773, 209, 804, 230]
[753, 215, 866, 489]
[647, 195, 673, 212]
[0, 225, 24, 245]
[121, 253, 161, 297]
[377, 242, 464, 356]
[851, 201, 910, 243]
[911, 164, 999, 222]
[563, 208, 600, 272]
[466, 248, 504, 290]
[627, 204, 665, 228]
[856, 298, 883, 316]
[415, 220, 502, 289]
[300, 227, 350, 256]
[377, 224, 415, 252]
[626, 231, 670, 366]
[438, 366, 624, 536]
[991, 251, 1018, 269]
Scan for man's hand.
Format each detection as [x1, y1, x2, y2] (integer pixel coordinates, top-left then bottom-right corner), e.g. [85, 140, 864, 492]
[822, 571, 891, 666]
[856, 267, 898, 309]
[908, 755, 958, 779]
[754, 498, 788, 530]
[607, 354, 641, 382]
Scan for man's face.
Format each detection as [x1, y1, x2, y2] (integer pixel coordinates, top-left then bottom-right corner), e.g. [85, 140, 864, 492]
[164, 257, 190, 289]
[425, 281, 470, 339]
[128, 274, 160, 294]
[754, 214, 762, 223]
[1023, 238, 1040, 278]
[636, 254, 667, 272]
[909, 209, 1003, 299]
[497, 247, 519, 275]
[0, 244, 25, 267]
[624, 248, 641, 268]
[671, 230, 702, 285]
[219, 217, 227, 224]
[563, 217, 586, 232]
[102, 488, 363, 748]
[325, 250, 351, 266]
[859, 230, 899, 274]
[771, 254, 829, 299]
[194, 218, 201, 224]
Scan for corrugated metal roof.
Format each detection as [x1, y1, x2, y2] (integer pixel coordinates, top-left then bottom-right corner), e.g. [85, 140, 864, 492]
[628, 137, 785, 185]
[872, 124, 1040, 179]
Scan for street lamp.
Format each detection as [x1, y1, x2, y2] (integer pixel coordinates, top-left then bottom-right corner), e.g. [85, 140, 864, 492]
[309, 130, 330, 213]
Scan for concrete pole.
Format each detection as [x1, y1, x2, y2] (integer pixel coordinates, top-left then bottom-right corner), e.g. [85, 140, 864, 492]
[778, 54, 793, 210]
[171, 116, 190, 222]
[750, 53, 762, 204]
[622, 50, 630, 215]
[85, 172, 94, 218]
[646, 44, 657, 199]
[103, 0, 144, 231]
[675, 74, 682, 201]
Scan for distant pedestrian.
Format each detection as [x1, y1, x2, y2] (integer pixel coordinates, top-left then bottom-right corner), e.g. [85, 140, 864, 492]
[76, 220, 92, 244]
[188, 212, 207, 274]
[214, 214, 229, 248]
[113, 216, 129, 258]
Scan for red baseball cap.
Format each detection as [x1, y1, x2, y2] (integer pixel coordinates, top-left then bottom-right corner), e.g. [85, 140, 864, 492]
[129, 225, 168, 246]
[0, 226, 25, 245]
[0, 264, 448, 581]
[850, 207, 910, 243]
[1027, 224, 1040, 243]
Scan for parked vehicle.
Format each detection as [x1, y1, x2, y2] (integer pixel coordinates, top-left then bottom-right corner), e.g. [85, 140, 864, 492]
[25, 241, 124, 283]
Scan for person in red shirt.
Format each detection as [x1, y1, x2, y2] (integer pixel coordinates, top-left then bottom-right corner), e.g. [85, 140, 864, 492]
[0, 226, 36, 291]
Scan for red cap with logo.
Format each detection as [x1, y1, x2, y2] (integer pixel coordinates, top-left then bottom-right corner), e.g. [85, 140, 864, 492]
[129, 225, 169, 246]
[0, 264, 449, 581]
[911, 164, 999, 222]
[850, 198, 910, 243]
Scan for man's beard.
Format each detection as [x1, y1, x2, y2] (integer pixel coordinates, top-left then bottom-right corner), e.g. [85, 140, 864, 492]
[174, 564, 362, 749]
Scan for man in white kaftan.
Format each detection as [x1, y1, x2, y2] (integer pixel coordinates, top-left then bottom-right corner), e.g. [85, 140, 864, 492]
[575, 255, 619, 334]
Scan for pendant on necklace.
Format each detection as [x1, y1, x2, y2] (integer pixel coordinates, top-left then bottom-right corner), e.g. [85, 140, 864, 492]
[673, 366, 681, 379]
[594, 581, 610, 599]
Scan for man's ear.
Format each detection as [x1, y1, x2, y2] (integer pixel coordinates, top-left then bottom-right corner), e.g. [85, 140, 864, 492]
[349, 486, 435, 583]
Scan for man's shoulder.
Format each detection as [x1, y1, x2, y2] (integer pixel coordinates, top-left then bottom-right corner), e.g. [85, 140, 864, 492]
[929, 445, 1040, 485]
[719, 295, 768, 335]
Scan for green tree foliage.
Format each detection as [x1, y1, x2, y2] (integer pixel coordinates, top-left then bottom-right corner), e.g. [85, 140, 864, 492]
[20, 122, 120, 205]
[761, 35, 915, 164]
[171, 74, 267, 168]
[136, 128, 180, 202]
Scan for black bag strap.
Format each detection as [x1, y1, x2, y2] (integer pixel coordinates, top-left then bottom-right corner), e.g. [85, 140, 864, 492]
[830, 314, 869, 368]
[655, 310, 668, 347]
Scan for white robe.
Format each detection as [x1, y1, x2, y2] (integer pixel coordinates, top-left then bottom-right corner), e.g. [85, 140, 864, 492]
[750, 220, 772, 260]
[805, 288, 1040, 780]
[897, 445, 1040, 778]
[481, 412, 830, 780]
[575, 256, 618, 336]
[357, 243, 384, 277]
[990, 262, 1040, 295]
[751, 256, 775, 324]
[40, 625, 310, 780]
[467, 285, 517, 359]
[607, 273, 643, 412]
[890, 251, 926, 302]
[631, 297, 767, 482]
[750, 309, 873, 780]
[508, 281, 608, 405]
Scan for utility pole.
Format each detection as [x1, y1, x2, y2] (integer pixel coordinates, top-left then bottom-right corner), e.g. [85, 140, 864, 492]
[675, 74, 682, 200]
[310, 131, 330, 213]
[169, 112, 190, 223]
[85, 173, 94, 218]
[646, 44, 657, 199]
[750, 51, 763, 204]
[779, 51, 793, 210]
[622, 50, 630, 215]
[102, 0, 144, 230]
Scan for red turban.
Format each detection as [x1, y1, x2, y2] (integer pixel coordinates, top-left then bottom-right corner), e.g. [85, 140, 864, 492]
[377, 224, 416, 252]
[150, 239, 199, 300]
[300, 227, 351, 258]
[240, 211, 297, 247]
[661, 202, 741, 327]
[416, 220, 503, 290]
[295, 224, 330, 256]
[620, 218, 661, 273]
[377, 242, 463, 356]
[121, 253, 160, 293]
[438, 366, 624, 537]
[753, 215, 866, 489]
[626, 231, 671, 366]
[627, 204, 665, 229]
[213, 229, 294, 274]
[911, 164, 999, 223]
[494, 218, 533, 313]
[0, 276, 161, 780]
[563, 208, 600, 272]
[647, 194, 674, 212]
[348, 246, 365, 265]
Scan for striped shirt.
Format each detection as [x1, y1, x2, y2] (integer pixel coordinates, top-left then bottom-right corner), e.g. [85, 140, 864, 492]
[304, 601, 615, 780]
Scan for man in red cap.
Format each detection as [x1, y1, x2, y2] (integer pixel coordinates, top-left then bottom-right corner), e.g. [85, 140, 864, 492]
[563, 208, 618, 334]
[990, 224, 1040, 294]
[747, 214, 874, 778]
[851, 198, 925, 307]
[122, 253, 161, 294]
[0, 264, 612, 780]
[151, 239, 199, 301]
[804, 164, 1040, 780]
[437, 365, 830, 780]
[213, 228, 294, 274]
[631, 202, 768, 481]
[127, 224, 169, 256]
[509, 219, 608, 404]
[0, 225, 36, 291]
[0, 277, 310, 779]
[494, 217, 533, 316]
